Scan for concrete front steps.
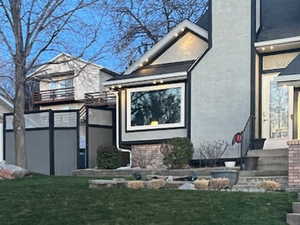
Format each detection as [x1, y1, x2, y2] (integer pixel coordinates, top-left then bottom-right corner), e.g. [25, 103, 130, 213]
[247, 148, 288, 172]
[287, 193, 300, 225]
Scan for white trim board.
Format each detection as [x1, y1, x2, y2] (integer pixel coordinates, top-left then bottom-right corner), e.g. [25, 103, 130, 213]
[275, 74, 300, 82]
[124, 20, 208, 75]
[255, 36, 300, 48]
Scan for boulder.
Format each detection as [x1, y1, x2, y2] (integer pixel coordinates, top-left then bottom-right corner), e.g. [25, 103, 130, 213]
[0, 161, 30, 179]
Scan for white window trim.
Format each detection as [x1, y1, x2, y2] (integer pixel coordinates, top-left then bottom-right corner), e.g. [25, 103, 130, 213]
[126, 83, 185, 131]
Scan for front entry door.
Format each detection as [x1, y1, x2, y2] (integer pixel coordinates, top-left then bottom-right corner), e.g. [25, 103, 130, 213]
[261, 73, 293, 149]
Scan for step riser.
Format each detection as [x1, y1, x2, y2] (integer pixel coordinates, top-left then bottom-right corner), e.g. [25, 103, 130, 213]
[257, 165, 288, 171]
[248, 149, 288, 157]
[257, 156, 288, 163]
[287, 214, 300, 225]
[293, 203, 300, 213]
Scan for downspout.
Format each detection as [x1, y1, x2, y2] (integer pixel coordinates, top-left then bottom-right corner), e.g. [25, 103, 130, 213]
[112, 91, 132, 168]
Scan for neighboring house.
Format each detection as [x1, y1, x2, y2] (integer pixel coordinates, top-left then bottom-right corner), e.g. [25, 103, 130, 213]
[103, 0, 300, 166]
[32, 53, 118, 111]
[29, 53, 119, 168]
[0, 95, 13, 161]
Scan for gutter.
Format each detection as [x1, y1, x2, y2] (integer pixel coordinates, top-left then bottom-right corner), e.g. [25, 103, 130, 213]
[112, 91, 132, 168]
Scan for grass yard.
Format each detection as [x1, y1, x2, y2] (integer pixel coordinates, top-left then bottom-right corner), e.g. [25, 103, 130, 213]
[0, 176, 296, 225]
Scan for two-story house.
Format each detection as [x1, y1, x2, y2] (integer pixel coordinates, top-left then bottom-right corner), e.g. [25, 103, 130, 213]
[103, 0, 300, 170]
[31, 53, 119, 168]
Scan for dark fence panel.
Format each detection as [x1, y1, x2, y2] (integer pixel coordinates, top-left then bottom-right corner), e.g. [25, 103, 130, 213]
[4, 110, 79, 176]
[87, 107, 113, 168]
[54, 129, 78, 175]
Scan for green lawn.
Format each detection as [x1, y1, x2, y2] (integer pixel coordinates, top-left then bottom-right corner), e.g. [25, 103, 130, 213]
[0, 176, 296, 225]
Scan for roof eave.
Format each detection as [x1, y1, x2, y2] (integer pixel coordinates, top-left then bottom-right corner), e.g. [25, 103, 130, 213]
[103, 72, 187, 88]
[124, 20, 208, 75]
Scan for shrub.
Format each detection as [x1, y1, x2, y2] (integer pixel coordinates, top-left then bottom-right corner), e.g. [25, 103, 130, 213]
[209, 178, 230, 190]
[195, 140, 229, 167]
[258, 181, 281, 191]
[146, 179, 166, 190]
[127, 181, 145, 189]
[194, 179, 209, 190]
[97, 146, 122, 169]
[160, 138, 194, 169]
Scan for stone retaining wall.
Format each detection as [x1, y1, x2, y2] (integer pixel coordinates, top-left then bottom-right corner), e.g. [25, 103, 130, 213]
[287, 140, 300, 189]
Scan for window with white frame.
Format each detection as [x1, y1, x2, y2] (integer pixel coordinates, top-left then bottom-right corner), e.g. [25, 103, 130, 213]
[127, 83, 185, 131]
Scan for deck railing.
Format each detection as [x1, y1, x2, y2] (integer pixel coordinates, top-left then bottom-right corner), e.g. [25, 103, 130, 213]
[84, 91, 116, 105]
[239, 114, 255, 170]
[33, 87, 75, 104]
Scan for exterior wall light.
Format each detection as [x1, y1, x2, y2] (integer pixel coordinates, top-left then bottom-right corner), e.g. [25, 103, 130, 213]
[159, 80, 164, 84]
[262, 47, 266, 51]
[270, 46, 274, 50]
[153, 81, 157, 84]
[118, 85, 122, 89]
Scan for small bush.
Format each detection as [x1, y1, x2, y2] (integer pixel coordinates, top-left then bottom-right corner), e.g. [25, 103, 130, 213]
[146, 179, 166, 190]
[194, 179, 209, 190]
[258, 181, 281, 191]
[161, 137, 194, 169]
[209, 178, 230, 190]
[97, 146, 122, 169]
[127, 181, 145, 189]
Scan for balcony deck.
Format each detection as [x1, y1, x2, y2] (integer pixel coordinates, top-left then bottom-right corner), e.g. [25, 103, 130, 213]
[84, 92, 116, 106]
[33, 88, 116, 106]
[33, 87, 75, 105]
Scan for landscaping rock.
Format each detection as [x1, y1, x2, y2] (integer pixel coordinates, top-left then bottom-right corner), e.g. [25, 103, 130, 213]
[89, 179, 127, 189]
[127, 181, 145, 189]
[0, 161, 30, 179]
[178, 182, 195, 190]
[146, 179, 166, 189]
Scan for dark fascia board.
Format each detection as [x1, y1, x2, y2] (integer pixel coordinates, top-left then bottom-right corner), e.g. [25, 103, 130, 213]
[188, 0, 212, 72]
[100, 67, 120, 77]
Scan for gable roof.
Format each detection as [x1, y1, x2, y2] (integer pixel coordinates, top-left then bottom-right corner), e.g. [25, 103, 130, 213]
[29, 53, 119, 78]
[124, 20, 208, 75]
[257, 0, 300, 42]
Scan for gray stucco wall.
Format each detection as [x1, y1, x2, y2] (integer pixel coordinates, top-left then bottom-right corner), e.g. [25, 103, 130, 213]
[5, 130, 51, 175]
[54, 129, 77, 176]
[191, 0, 252, 157]
[120, 89, 187, 143]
